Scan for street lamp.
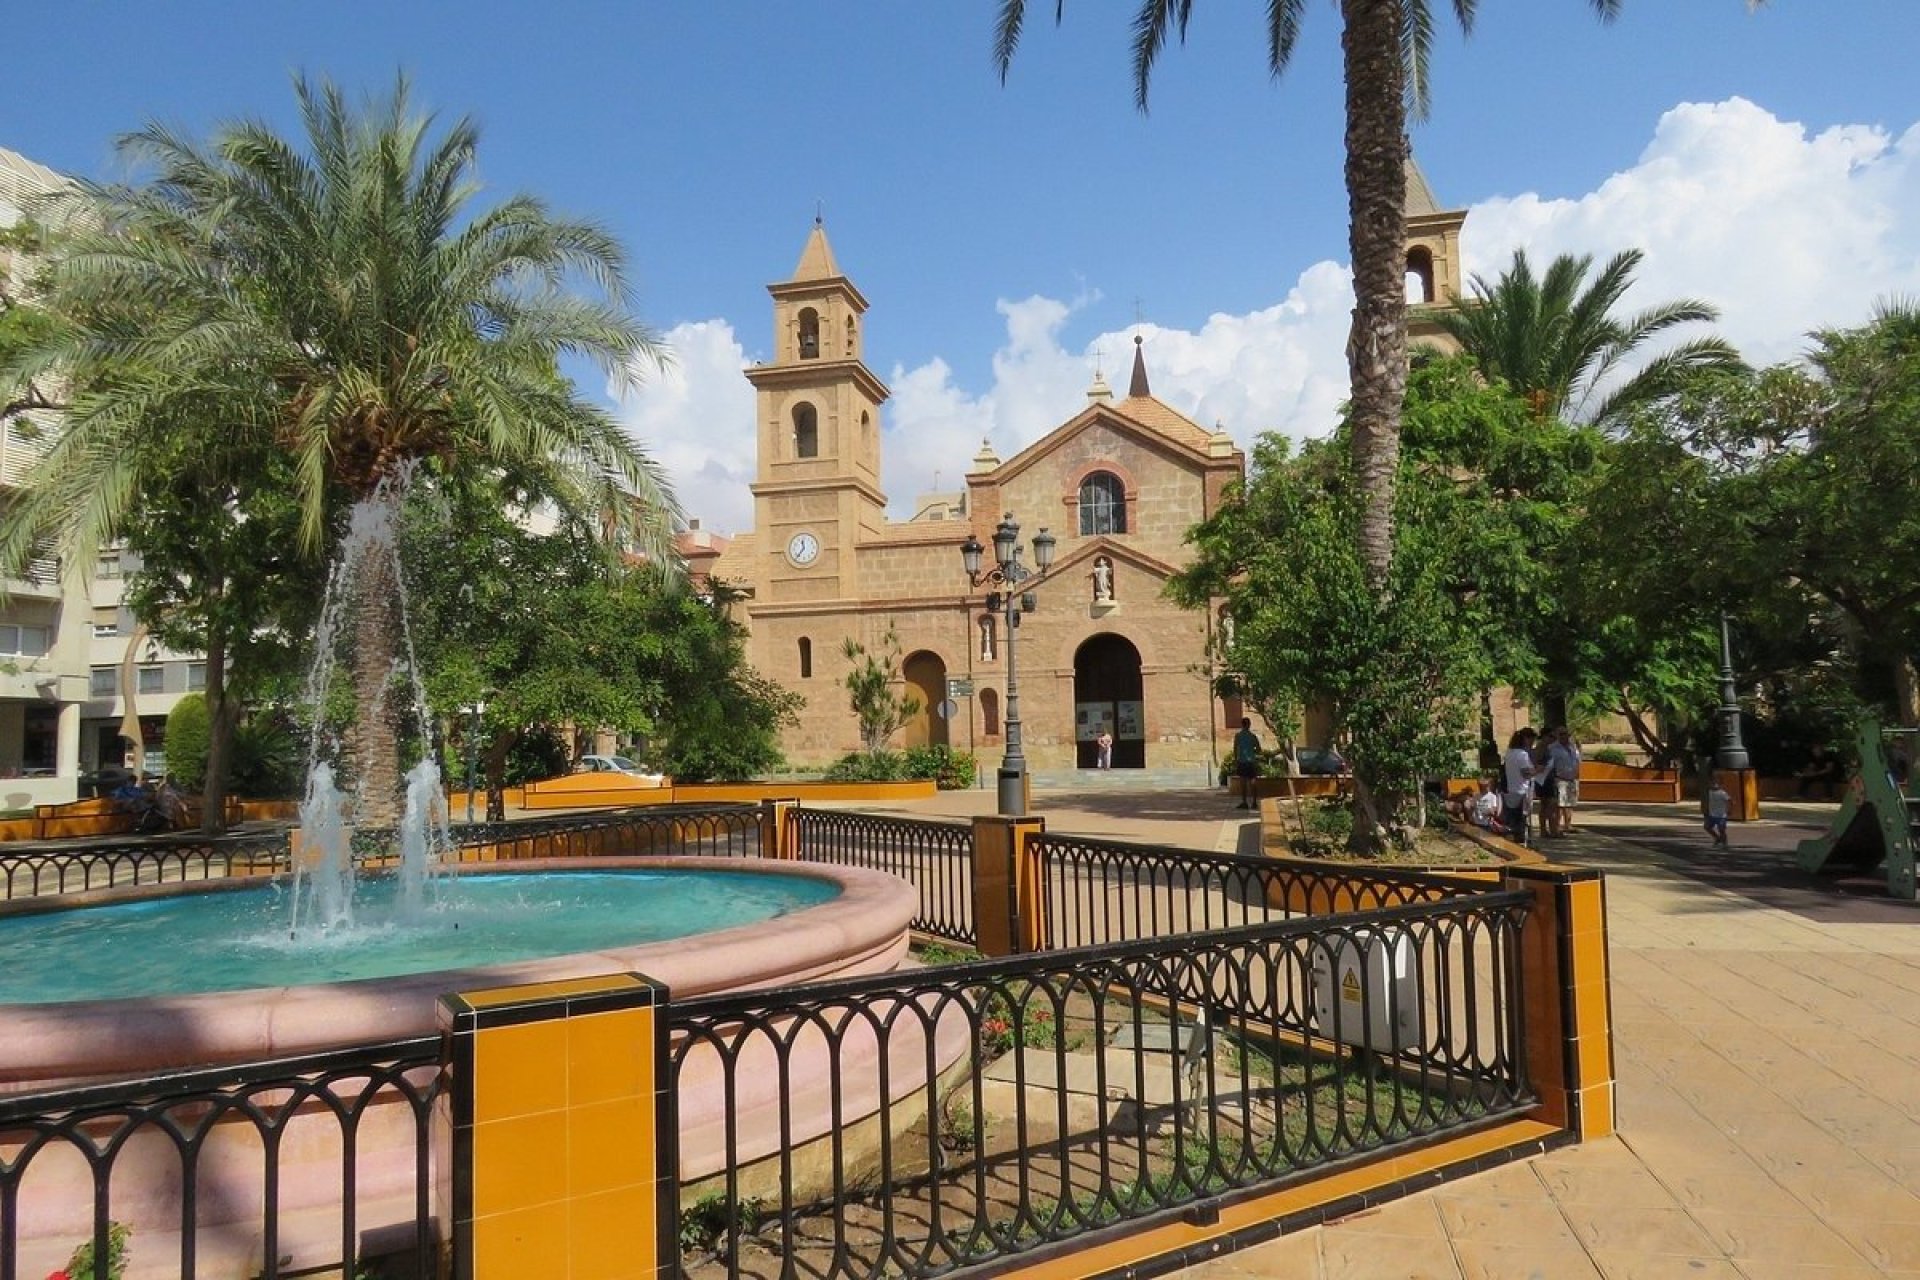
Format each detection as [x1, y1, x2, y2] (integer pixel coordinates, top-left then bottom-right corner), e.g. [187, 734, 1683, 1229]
[1714, 613, 1750, 771]
[464, 699, 488, 825]
[960, 513, 1057, 816]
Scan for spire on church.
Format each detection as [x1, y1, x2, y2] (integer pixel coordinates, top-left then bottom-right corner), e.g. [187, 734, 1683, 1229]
[969, 437, 1001, 474]
[1405, 155, 1443, 217]
[1127, 335, 1151, 399]
[792, 217, 840, 281]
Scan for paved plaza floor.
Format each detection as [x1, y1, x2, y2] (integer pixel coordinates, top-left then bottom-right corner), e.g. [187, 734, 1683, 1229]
[872, 784, 1920, 1279]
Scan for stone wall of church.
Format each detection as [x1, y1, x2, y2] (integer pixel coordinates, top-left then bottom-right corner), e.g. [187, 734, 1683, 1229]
[983, 426, 1211, 570]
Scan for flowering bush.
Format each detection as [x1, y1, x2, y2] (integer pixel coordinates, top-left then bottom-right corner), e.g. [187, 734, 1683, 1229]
[49, 1222, 129, 1280]
[978, 997, 1056, 1057]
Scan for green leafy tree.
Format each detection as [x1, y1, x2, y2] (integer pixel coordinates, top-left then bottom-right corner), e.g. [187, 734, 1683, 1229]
[0, 220, 59, 434]
[1430, 247, 1744, 424]
[405, 484, 796, 814]
[842, 628, 920, 755]
[995, 0, 1633, 590]
[1175, 432, 1497, 851]
[1593, 306, 1920, 730]
[164, 693, 212, 790]
[1, 75, 677, 825]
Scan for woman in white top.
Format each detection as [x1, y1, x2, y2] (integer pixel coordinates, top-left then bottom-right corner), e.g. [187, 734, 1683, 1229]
[1502, 728, 1539, 846]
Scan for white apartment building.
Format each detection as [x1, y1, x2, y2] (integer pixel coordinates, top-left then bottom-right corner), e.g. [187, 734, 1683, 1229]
[0, 144, 206, 806]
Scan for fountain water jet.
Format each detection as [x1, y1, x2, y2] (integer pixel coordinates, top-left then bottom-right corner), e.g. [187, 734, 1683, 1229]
[292, 466, 451, 932]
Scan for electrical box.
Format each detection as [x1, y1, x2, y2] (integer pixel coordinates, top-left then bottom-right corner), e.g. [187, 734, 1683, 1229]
[1310, 929, 1421, 1053]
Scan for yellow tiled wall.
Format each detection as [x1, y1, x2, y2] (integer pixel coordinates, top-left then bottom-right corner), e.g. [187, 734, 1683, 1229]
[440, 973, 669, 1280]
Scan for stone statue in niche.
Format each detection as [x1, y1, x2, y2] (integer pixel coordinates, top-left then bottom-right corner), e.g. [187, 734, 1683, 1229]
[979, 617, 996, 661]
[1092, 557, 1114, 603]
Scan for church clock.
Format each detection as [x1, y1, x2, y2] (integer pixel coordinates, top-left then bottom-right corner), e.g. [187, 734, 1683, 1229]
[786, 531, 821, 567]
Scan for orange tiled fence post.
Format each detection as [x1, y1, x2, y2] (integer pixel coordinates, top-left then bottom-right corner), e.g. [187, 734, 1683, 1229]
[971, 814, 1045, 955]
[760, 798, 799, 859]
[1503, 863, 1614, 1140]
[438, 973, 674, 1280]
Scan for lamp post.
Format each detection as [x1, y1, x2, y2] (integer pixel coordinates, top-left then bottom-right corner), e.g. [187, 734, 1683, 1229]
[464, 699, 487, 825]
[960, 513, 1057, 816]
[1714, 613, 1750, 771]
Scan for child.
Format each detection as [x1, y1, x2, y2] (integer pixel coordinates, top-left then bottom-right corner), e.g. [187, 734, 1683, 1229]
[1472, 776, 1505, 833]
[1704, 778, 1731, 847]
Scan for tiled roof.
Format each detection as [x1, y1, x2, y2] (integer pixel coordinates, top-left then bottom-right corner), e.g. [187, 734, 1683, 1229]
[1110, 395, 1219, 455]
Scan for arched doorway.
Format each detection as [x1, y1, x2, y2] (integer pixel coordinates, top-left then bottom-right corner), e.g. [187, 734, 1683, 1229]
[1073, 634, 1144, 768]
[902, 651, 949, 748]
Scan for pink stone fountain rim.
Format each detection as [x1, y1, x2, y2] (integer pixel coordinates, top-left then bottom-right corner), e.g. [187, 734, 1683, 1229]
[0, 856, 920, 1092]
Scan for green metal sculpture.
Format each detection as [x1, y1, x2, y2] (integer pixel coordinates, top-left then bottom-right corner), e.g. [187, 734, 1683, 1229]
[1794, 719, 1917, 901]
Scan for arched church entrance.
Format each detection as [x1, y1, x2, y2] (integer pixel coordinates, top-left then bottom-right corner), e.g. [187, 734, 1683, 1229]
[902, 651, 949, 748]
[1073, 634, 1144, 769]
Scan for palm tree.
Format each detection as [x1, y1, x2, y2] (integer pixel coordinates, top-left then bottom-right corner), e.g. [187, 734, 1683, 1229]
[3, 76, 677, 825]
[1432, 247, 1744, 424]
[994, 1, 1626, 590]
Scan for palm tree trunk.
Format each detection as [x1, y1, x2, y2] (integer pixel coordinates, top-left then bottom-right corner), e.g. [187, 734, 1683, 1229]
[199, 626, 239, 836]
[344, 548, 404, 828]
[1341, 0, 1410, 591]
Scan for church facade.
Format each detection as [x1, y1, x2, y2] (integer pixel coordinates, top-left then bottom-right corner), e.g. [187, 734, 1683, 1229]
[695, 170, 1471, 775]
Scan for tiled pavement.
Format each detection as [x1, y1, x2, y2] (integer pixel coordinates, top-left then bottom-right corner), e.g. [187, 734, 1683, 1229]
[878, 787, 1920, 1279]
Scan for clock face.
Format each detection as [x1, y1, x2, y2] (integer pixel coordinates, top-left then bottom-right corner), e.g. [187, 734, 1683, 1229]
[786, 532, 820, 566]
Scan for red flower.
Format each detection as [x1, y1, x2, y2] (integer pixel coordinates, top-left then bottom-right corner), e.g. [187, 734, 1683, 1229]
[48, 1270, 71, 1280]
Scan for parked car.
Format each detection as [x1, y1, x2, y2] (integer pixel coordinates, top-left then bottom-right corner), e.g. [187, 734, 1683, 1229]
[575, 754, 646, 775]
[1294, 747, 1350, 776]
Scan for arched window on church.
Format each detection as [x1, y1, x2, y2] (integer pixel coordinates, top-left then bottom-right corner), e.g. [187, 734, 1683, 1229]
[1078, 471, 1127, 536]
[861, 410, 872, 442]
[798, 308, 821, 360]
[1405, 247, 1436, 304]
[845, 315, 857, 359]
[978, 616, 997, 662]
[981, 688, 1001, 737]
[793, 403, 819, 459]
[798, 637, 813, 679]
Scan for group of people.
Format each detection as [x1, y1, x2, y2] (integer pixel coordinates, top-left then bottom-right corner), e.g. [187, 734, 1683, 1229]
[110, 774, 188, 833]
[1473, 725, 1582, 847]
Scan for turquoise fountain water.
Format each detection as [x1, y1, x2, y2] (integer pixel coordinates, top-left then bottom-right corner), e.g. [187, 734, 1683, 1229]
[0, 869, 837, 1003]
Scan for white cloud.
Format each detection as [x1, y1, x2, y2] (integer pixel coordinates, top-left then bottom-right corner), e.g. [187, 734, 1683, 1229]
[1461, 98, 1920, 370]
[610, 319, 757, 533]
[617, 98, 1920, 532]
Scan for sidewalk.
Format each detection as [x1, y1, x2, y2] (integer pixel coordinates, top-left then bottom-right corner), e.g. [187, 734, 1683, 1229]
[880, 788, 1920, 1278]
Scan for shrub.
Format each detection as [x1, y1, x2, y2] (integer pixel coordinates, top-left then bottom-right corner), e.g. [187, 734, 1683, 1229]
[825, 746, 979, 788]
[823, 750, 909, 782]
[228, 715, 303, 798]
[163, 695, 211, 789]
[1590, 746, 1630, 766]
[903, 744, 978, 790]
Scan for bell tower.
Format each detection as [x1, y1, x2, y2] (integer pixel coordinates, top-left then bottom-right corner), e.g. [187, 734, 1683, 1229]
[1405, 155, 1468, 351]
[746, 219, 890, 602]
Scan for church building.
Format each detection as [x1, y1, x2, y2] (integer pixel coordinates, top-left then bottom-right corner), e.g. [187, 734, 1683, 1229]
[694, 167, 1469, 775]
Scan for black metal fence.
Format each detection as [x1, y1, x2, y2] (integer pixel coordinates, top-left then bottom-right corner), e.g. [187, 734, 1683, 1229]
[0, 806, 1548, 1280]
[789, 808, 976, 946]
[0, 1037, 443, 1280]
[0, 804, 767, 901]
[670, 891, 1532, 1280]
[0, 834, 288, 901]
[1030, 832, 1491, 951]
[438, 802, 765, 863]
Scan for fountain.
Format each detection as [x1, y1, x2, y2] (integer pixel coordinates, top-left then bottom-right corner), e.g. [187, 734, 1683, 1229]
[0, 479, 949, 1277]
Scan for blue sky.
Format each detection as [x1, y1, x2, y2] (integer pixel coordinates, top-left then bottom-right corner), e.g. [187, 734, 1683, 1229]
[6, 4, 1918, 530]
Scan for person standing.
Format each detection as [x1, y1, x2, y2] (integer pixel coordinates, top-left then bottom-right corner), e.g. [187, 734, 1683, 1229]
[1547, 727, 1582, 837]
[1232, 718, 1261, 810]
[1095, 730, 1114, 770]
[1502, 728, 1538, 845]
[1704, 778, 1732, 847]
